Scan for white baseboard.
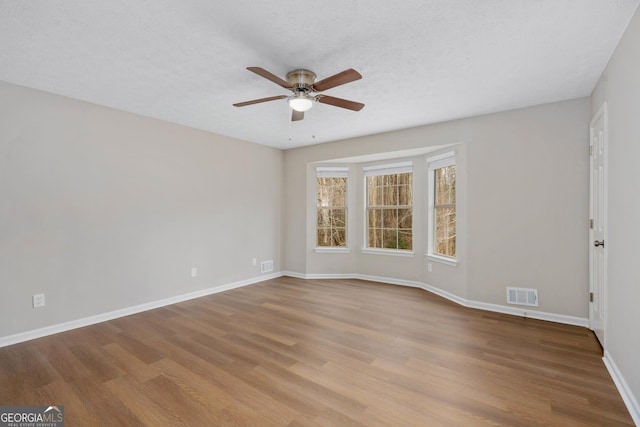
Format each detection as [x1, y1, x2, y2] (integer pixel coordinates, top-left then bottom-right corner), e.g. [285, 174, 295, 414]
[0, 272, 282, 348]
[282, 271, 355, 280]
[417, 281, 469, 307]
[465, 300, 589, 327]
[603, 351, 640, 425]
[280, 270, 307, 279]
[354, 273, 424, 289]
[285, 272, 589, 327]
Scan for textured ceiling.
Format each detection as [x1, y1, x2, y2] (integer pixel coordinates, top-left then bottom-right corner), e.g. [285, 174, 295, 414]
[0, 1, 638, 149]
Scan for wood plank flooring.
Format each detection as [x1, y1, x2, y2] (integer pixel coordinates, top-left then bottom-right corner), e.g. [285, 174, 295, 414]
[0, 277, 633, 426]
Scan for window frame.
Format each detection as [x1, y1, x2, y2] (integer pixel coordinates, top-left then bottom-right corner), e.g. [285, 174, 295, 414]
[315, 167, 349, 252]
[427, 152, 457, 265]
[362, 161, 414, 255]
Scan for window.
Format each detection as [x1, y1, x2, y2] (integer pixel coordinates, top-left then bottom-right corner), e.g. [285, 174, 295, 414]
[364, 162, 413, 251]
[316, 167, 348, 248]
[428, 153, 456, 259]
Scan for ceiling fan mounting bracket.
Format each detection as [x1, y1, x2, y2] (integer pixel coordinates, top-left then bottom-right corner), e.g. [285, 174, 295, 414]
[286, 69, 317, 89]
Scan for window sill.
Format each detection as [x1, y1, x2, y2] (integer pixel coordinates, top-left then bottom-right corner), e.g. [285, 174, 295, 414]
[361, 248, 415, 257]
[314, 247, 351, 254]
[425, 254, 458, 266]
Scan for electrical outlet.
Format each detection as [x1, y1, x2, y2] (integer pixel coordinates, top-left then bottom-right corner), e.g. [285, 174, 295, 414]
[33, 293, 45, 308]
[190, 267, 197, 277]
[252, 258, 257, 266]
[427, 263, 433, 272]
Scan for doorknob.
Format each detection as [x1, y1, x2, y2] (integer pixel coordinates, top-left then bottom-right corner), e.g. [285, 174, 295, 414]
[594, 240, 605, 248]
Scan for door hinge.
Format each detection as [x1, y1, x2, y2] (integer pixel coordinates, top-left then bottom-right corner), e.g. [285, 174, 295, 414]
[589, 145, 593, 156]
[590, 292, 594, 302]
[589, 219, 594, 229]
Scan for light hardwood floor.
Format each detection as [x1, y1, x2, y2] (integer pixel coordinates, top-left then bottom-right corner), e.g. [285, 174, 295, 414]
[0, 277, 634, 426]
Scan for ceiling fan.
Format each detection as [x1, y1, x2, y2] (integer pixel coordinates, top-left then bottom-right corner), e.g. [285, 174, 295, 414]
[233, 67, 364, 121]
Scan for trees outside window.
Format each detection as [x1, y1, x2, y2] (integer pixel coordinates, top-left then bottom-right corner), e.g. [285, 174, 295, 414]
[316, 168, 348, 248]
[428, 154, 456, 258]
[365, 163, 413, 251]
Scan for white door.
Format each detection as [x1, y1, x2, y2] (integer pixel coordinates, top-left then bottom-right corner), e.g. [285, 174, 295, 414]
[589, 103, 607, 348]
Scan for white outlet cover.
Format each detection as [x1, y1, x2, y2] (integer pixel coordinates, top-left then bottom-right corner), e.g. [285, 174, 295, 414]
[33, 293, 45, 308]
[190, 267, 197, 277]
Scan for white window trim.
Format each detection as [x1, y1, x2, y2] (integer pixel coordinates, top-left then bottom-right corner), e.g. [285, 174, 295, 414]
[427, 152, 457, 261]
[316, 166, 349, 178]
[363, 161, 413, 177]
[425, 253, 458, 266]
[315, 247, 352, 254]
[362, 248, 415, 257]
[362, 161, 414, 254]
[427, 151, 456, 169]
[315, 166, 349, 250]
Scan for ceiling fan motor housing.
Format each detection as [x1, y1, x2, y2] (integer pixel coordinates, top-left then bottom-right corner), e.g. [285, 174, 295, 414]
[286, 69, 316, 93]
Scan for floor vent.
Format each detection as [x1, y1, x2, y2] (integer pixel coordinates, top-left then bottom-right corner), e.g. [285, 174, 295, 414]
[506, 287, 538, 307]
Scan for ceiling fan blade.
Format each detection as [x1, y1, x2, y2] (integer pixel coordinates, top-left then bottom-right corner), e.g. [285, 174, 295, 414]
[247, 67, 293, 89]
[291, 110, 304, 121]
[312, 69, 362, 92]
[233, 95, 287, 107]
[316, 95, 364, 111]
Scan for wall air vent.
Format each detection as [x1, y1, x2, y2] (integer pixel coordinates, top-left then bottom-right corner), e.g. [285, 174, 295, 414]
[260, 260, 274, 274]
[506, 287, 538, 307]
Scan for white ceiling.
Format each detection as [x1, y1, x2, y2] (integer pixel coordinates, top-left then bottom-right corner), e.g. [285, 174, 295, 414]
[0, 1, 638, 149]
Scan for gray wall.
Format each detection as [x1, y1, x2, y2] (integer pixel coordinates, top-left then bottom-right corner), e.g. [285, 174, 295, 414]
[591, 4, 640, 412]
[466, 102, 589, 314]
[0, 81, 591, 338]
[0, 81, 283, 337]
[284, 97, 590, 318]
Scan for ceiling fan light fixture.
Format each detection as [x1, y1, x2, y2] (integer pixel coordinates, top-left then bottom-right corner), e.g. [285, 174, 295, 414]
[288, 95, 313, 112]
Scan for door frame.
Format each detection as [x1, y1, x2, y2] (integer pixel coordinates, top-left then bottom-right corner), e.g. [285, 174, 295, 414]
[589, 102, 608, 349]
